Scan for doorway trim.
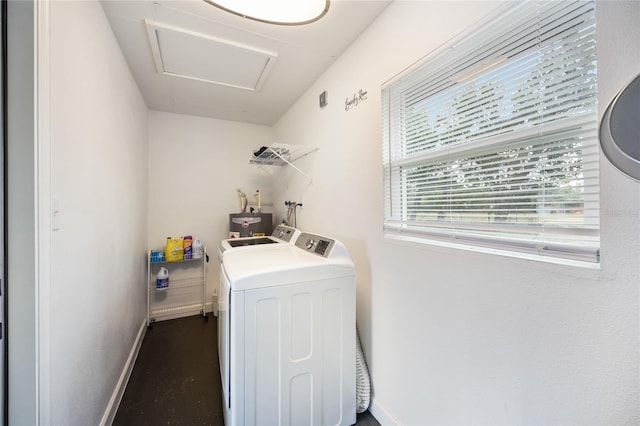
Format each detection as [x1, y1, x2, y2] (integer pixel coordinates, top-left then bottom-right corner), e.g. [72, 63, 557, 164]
[2, 0, 8, 423]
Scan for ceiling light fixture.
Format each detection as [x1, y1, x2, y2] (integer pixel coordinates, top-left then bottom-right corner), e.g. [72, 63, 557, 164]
[202, 0, 330, 25]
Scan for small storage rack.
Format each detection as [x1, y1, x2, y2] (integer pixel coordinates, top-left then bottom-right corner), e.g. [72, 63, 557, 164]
[250, 143, 318, 182]
[146, 248, 208, 328]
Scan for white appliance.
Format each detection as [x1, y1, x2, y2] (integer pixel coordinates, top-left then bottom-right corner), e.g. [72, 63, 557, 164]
[219, 232, 356, 426]
[217, 224, 300, 318]
[218, 223, 300, 257]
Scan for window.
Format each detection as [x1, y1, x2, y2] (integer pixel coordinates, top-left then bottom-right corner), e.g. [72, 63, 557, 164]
[382, 0, 599, 263]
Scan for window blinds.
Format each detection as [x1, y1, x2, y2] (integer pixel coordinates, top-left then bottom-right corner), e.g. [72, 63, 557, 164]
[382, 0, 599, 263]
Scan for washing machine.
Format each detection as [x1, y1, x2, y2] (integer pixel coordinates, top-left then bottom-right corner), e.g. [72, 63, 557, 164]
[214, 224, 300, 358]
[218, 223, 300, 258]
[219, 232, 356, 426]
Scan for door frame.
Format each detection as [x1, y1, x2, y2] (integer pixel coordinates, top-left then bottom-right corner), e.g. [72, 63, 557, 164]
[35, 0, 52, 424]
[1, 0, 8, 423]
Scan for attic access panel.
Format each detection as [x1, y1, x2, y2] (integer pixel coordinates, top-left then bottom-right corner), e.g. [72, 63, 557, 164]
[145, 21, 277, 91]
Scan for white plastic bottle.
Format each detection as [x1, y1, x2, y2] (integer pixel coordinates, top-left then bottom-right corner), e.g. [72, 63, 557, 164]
[193, 239, 203, 259]
[156, 267, 169, 291]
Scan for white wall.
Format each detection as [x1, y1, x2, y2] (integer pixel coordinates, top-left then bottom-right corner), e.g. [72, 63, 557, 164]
[147, 111, 273, 302]
[273, 1, 640, 424]
[48, 1, 149, 424]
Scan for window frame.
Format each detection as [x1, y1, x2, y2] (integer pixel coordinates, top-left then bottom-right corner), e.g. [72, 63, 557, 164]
[381, 0, 600, 265]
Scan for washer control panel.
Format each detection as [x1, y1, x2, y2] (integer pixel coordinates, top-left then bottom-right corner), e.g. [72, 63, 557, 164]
[295, 233, 335, 258]
[271, 224, 297, 243]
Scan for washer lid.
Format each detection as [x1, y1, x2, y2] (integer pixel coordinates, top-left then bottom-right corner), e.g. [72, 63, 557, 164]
[226, 237, 277, 247]
[218, 224, 301, 255]
[222, 244, 354, 291]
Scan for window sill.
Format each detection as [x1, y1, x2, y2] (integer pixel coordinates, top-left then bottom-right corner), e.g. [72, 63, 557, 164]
[383, 233, 602, 276]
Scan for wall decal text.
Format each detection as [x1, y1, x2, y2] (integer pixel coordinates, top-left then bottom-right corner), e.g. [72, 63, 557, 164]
[345, 89, 368, 112]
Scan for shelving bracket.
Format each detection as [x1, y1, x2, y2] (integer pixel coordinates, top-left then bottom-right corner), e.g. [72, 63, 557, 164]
[250, 143, 318, 183]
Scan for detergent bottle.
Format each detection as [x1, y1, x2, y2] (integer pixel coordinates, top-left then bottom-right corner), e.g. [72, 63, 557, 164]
[156, 267, 169, 291]
[193, 239, 203, 259]
[164, 237, 184, 262]
[183, 235, 193, 260]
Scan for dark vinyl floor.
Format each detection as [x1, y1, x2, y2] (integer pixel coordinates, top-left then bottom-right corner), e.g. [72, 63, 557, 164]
[114, 315, 380, 426]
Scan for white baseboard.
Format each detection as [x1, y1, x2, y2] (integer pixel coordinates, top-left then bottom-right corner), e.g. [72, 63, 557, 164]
[149, 301, 216, 323]
[100, 318, 147, 426]
[369, 397, 401, 426]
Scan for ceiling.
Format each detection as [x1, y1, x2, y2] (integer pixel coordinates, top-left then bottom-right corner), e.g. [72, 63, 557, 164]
[100, 0, 392, 126]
